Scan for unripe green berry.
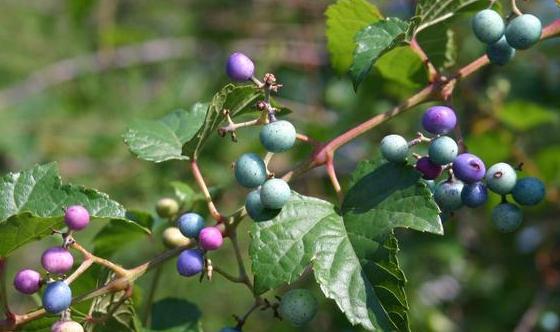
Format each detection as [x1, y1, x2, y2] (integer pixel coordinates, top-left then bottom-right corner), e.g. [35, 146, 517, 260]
[156, 198, 179, 219]
[380, 134, 408, 163]
[492, 202, 523, 232]
[162, 227, 192, 248]
[260, 178, 291, 210]
[260, 120, 297, 153]
[234, 153, 267, 188]
[279, 289, 318, 326]
[428, 136, 458, 165]
[485, 162, 517, 194]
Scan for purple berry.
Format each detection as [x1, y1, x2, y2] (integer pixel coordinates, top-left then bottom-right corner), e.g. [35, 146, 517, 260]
[226, 52, 255, 81]
[452, 153, 486, 183]
[176, 249, 204, 277]
[64, 205, 90, 231]
[422, 106, 457, 134]
[198, 227, 224, 251]
[41, 247, 74, 274]
[13, 269, 42, 294]
[416, 157, 443, 180]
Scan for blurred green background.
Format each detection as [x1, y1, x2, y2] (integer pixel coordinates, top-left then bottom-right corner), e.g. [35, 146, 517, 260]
[1, 0, 560, 331]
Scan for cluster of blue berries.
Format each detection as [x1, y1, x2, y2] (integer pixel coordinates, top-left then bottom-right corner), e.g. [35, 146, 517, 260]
[380, 106, 546, 232]
[13, 205, 90, 332]
[472, 9, 542, 65]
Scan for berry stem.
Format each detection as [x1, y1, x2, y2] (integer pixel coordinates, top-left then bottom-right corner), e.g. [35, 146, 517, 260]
[511, 0, 523, 16]
[191, 159, 226, 223]
[65, 259, 94, 284]
[213, 266, 245, 283]
[228, 230, 253, 291]
[70, 242, 128, 277]
[325, 156, 343, 204]
[235, 298, 264, 329]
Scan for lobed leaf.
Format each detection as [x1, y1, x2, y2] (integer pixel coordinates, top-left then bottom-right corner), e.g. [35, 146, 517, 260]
[415, 0, 489, 33]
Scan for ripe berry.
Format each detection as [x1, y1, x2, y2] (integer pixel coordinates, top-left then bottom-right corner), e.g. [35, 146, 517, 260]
[176, 249, 204, 277]
[226, 52, 255, 81]
[234, 153, 268, 188]
[156, 198, 179, 219]
[472, 9, 505, 44]
[260, 120, 297, 153]
[42, 281, 72, 314]
[422, 106, 457, 135]
[487, 36, 516, 65]
[434, 180, 465, 212]
[380, 134, 408, 163]
[512, 177, 546, 206]
[260, 178, 291, 209]
[162, 227, 192, 248]
[415, 157, 443, 180]
[452, 153, 486, 183]
[13, 269, 41, 294]
[245, 189, 281, 222]
[198, 227, 224, 251]
[428, 136, 458, 165]
[177, 213, 205, 238]
[279, 289, 318, 326]
[485, 162, 517, 194]
[492, 202, 523, 232]
[64, 205, 89, 231]
[41, 247, 74, 274]
[461, 182, 488, 208]
[505, 14, 542, 50]
[51, 320, 84, 332]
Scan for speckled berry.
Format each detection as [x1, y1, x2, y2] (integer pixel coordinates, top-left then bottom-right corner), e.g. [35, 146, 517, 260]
[434, 180, 465, 212]
[279, 289, 318, 326]
[492, 202, 523, 232]
[226, 52, 255, 81]
[260, 120, 297, 153]
[13, 269, 41, 294]
[176, 249, 204, 277]
[422, 106, 457, 135]
[461, 182, 488, 208]
[260, 178, 291, 210]
[198, 227, 224, 251]
[512, 177, 546, 206]
[472, 9, 505, 44]
[505, 14, 542, 50]
[64, 205, 89, 231]
[485, 162, 517, 194]
[162, 227, 192, 248]
[51, 320, 84, 332]
[452, 153, 486, 183]
[428, 136, 458, 165]
[234, 153, 268, 189]
[42, 281, 72, 314]
[416, 157, 443, 180]
[245, 189, 281, 222]
[380, 134, 409, 163]
[41, 247, 74, 274]
[156, 198, 179, 219]
[177, 213, 206, 238]
[487, 36, 516, 65]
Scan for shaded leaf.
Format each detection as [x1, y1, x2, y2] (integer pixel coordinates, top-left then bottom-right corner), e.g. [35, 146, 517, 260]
[147, 298, 202, 332]
[415, 0, 489, 32]
[375, 46, 427, 89]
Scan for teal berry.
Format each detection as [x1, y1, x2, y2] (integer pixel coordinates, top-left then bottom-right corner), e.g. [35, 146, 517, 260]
[505, 14, 542, 50]
[485, 162, 517, 195]
[260, 178, 291, 209]
[512, 177, 546, 206]
[380, 134, 408, 163]
[279, 289, 318, 326]
[42, 281, 72, 314]
[428, 136, 458, 165]
[234, 153, 267, 188]
[434, 180, 464, 212]
[245, 190, 281, 222]
[487, 36, 516, 65]
[260, 120, 297, 153]
[472, 9, 505, 44]
[492, 203, 523, 232]
[177, 212, 205, 238]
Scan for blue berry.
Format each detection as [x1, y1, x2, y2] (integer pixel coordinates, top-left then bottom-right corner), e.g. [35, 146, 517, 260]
[512, 177, 545, 206]
[260, 120, 297, 153]
[472, 9, 505, 44]
[452, 153, 486, 183]
[434, 180, 464, 212]
[234, 153, 267, 188]
[505, 14, 542, 50]
[279, 289, 318, 326]
[245, 190, 281, 222]
[422, 106, 457, 135]
[177, 213, 205, 238]
[461, 182, 488, 208]
[487, 36, 516, 65]
[260, 178, 291, 210]
[492, 203, 523, 232]
[42, 281, 72, 314]
[226, 52, 255, 81]
[485, 163, 517, 195]
[380, 134, 408, 163]
[176, 249, 204, 277]
[428, 136, 458, 165]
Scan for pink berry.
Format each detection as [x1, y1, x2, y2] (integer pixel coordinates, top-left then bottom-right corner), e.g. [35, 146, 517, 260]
[64, 205, 90, 231]
[13, 269, 42, 294]
[198, 227, 223, 251]
[51, 320, 84, 332]
[41, 247, 74, 274]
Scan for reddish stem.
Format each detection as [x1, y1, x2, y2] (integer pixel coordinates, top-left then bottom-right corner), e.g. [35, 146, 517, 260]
[191, 159, 226, 223]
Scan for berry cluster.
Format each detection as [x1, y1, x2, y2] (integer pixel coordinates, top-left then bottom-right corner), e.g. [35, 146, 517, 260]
[471, 9, 543, 65]
[13, 205, 90, 332]
[380, 106, 545, 232]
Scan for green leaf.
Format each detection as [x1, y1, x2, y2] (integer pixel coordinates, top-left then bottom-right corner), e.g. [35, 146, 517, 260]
[499, 101, 558, 131]
[84, 289, 142, 332]
[375, 46, 427, 89]
[0, 163, 139, 257]
[325, 0, 383, 73]
[123, 103, 208, 163]
[93, 218, 150, 258]
[20, 316, 59, 331]
[415, 22, 458, 70]
[350, 18, 409, 90]
[415, 0, 488, 32]
[148, 298, 202, 332]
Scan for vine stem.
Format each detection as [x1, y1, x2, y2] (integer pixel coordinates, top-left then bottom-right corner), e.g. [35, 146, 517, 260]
[191, 159, 225, 223]
[70, 242, 128, 277]
[325, 155, 343, 203]
[228, 230, 253, 291]
[410, 37, 438, 82]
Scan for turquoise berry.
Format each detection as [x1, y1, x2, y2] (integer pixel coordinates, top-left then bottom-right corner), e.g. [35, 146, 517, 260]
[485, 163, 517, 195]
[492, 202, 523, 232]
[279, 289, 318, 326]
[434, 180, 464, 212]
[177, 213, 205, 238]
[260, 120, 297, 153]
[42, 281, 72, 314]
[260, 178, 291, 209]
[428, 136, 458, 165]
[234, 153, 267, 188]
[380, 134, 408, 163]
[512, 177, 546, 206]
[505, 14, 542, 49]
[472, 9, 505, 44]
[245, 190, 281, 222]
[487, 36, 516, 65]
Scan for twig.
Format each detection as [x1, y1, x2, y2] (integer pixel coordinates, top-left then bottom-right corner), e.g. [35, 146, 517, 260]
[70, 242, 128, 277]
[229, 231, 253, 291]
[191, 159, 225, 223]
[410, 37, 439, 82]
[65, 259, 94, 284]
[235, 298, 264, 329]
